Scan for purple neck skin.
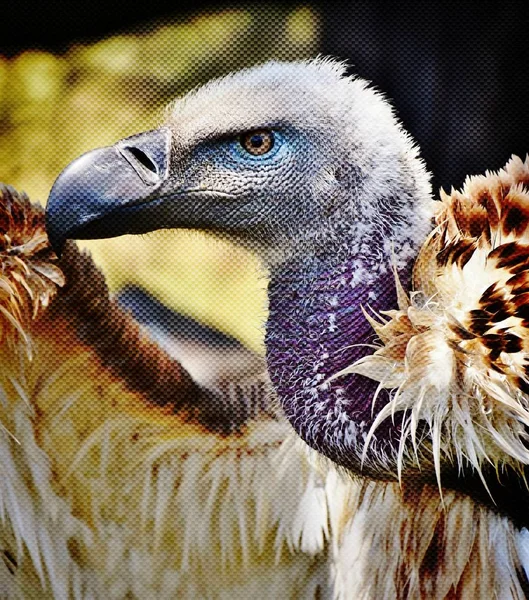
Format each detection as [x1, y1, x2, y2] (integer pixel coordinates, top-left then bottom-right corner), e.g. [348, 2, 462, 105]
[266, 251, 413, 474]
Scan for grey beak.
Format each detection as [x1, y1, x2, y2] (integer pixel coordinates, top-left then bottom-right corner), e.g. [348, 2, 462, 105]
[46, 128, 172, 255]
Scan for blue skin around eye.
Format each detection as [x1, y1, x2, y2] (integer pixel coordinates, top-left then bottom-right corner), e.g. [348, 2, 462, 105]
[189, 131, 287, 174]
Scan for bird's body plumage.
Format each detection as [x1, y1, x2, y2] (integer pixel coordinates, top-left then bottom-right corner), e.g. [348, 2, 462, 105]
[0, 186, 337, 599]
[330, 155, 529, 599]
[332, 478, 529, 599]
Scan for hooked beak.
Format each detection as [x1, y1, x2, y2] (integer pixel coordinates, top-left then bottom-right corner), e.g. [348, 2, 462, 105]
[46, 128, 172, 255]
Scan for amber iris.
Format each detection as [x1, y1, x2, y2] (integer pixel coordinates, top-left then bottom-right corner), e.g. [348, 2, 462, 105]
[240, 130, 275, 156]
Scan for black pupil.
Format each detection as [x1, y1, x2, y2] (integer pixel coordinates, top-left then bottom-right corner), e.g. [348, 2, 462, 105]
[250, 134, 264, 148]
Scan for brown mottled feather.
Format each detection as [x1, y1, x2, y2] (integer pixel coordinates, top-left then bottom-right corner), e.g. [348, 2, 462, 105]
[0, 184, 333, 599]
[339, 156, 529, 487]
[45, 244, 202, 417]
[0, 185, 64, 346]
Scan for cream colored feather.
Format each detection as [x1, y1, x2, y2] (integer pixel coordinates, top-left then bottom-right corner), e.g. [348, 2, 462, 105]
[0, 185, 341, 599]
[334, 155, 529, 487]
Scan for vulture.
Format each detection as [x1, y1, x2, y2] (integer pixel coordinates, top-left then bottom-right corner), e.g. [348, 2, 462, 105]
[0, 185, 342, 598]
[46, 58, 529, 597]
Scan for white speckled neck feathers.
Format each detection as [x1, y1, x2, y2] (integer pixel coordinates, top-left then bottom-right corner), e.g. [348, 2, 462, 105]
[259, 62, 434, 472]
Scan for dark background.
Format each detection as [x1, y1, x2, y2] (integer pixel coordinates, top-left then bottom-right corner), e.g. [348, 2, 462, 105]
[2, 1, 528, 193]
[321, 2, 529, 193]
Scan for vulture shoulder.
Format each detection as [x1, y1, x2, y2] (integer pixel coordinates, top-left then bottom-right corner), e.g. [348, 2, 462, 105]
[340, 155, 529, 483]
[332, 156, 529, 599]
[0, 185, 341, 599]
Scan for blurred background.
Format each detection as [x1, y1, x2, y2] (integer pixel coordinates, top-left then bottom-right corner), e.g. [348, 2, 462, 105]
[0, 1, 527, 352]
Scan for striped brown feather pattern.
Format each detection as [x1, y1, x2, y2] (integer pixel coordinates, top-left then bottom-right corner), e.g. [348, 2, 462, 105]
[337, 155, 529, 485]
[0, 185, 64, 347]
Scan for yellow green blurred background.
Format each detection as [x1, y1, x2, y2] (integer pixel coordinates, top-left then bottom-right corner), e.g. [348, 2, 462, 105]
[0, 6, 319, 352]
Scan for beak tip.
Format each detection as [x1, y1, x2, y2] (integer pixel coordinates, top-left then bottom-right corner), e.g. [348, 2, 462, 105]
[46, 226, 65, 259]
[44, 127, 172, 252]
[45, 202, 66, 259]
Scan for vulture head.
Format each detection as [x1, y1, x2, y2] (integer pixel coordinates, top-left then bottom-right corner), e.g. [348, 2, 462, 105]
[46, 59, 529, 527]
[46, 59, 433, 474]
[46, 59, 432, 265]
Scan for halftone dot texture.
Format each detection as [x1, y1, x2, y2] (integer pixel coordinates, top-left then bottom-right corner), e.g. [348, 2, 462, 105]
[1, 2, 529, 598]
[0, 6, 336, 599]
[321, 1, 529, 193]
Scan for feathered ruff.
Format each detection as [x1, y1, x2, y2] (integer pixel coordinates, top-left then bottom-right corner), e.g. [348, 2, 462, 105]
[0, 186, 335, 599]
[335, 155, 529, 488]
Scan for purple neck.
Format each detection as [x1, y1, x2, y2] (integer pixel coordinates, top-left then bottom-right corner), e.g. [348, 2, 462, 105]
[266, 252, 413, 473]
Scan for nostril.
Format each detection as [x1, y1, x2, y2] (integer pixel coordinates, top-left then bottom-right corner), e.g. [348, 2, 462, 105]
[123, 146, 158, 174]
[117, 129, 170, 187]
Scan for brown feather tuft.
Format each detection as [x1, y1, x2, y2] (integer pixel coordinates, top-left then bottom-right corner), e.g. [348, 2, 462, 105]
[0, 185, 64, 349]
[335, 156, 529, 486]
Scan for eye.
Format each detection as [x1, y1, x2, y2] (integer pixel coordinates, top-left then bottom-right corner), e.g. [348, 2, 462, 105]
[240, 130, 275, 156]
